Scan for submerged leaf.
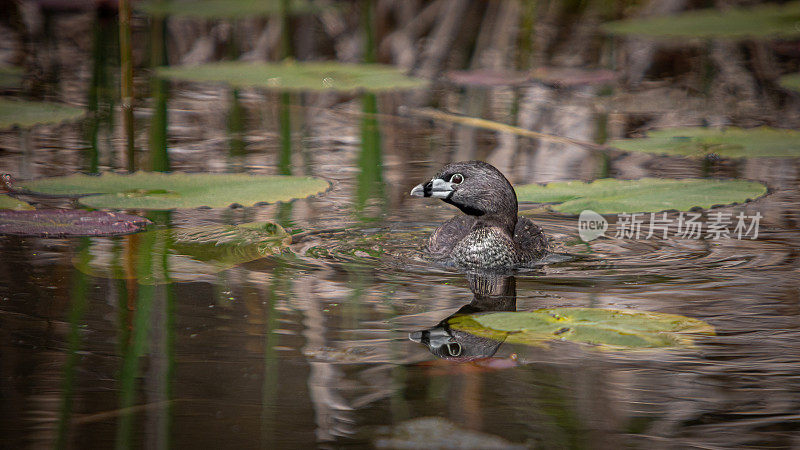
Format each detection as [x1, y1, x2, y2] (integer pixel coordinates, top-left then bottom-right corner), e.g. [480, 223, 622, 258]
[76, 221, 291, 284]
[780, 73, 800, 93]
[0, 210, 151, 237]
[19, 172, 329, 210]
[0, 66, 23, 89]
[0, 194, 33, 211]
[609, 127, 800, 159]
[0, 98, 84, 130]
[158, 61, 428, 93]
[516, 178, 766, 215]
[138, 0, 320, 18]
[449, 308, 714, 349]
[602, 2, 800, 40]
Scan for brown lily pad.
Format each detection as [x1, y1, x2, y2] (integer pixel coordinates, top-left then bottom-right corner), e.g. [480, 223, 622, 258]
[0, 210, 151, 237]
[445, 69, 530, 87]
[530, 67, 618, 88]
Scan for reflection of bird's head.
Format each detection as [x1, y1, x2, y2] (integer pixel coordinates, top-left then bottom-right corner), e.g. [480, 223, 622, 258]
[409, 275, 516, 361]
[409, 327, 503, 361]
[410, 161, 518, 222]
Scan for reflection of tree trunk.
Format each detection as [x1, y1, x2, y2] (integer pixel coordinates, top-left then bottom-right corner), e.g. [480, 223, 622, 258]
[411, 0, 470, 105]
[620, 0, 687, 86]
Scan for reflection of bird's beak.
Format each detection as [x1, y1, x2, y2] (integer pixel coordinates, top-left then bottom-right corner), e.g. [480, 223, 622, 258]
[410, 178, 453, 199]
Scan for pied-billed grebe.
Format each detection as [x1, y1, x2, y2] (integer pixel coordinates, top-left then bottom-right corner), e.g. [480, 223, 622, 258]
[410, 160, 547, 270]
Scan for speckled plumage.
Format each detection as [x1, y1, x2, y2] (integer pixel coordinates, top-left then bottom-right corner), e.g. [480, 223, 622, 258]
[411, 160, 548, 271]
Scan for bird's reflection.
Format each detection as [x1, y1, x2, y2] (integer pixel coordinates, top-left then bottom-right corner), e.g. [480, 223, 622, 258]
[409, 274, 516, 361]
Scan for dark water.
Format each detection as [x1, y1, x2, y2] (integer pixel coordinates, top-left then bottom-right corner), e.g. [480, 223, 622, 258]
[2, 14, 800, 450]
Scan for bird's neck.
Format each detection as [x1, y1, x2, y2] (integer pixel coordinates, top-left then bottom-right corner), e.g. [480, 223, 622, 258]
[474, 211, 517, 238]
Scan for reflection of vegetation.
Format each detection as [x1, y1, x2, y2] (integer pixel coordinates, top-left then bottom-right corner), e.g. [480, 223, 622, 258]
[355, 93, 385, 220]
[77, 221, 291, 284]
[138, 0, 319, 18]
[56, 239, 91, 449]
[149, 11, 170, 173]
[116, 212, 172, 449]
[610, 127, 800, 159]
[0, 98, 84, 130]
[158, 61, 428, 93]
[20, 172, 330, 210]
[602, 2, 800, 39]
[227, 89, 247, 159]
[516, 178, 766, 215]
[450, 308, 715, 349]
[86, 14, 118, 173]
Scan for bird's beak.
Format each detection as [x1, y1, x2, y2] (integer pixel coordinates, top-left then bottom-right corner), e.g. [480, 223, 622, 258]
[410, 178, 453, 199]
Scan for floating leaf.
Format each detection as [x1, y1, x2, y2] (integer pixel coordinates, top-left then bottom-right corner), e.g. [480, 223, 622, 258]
[137, 0, 320, 18]
[76, 221, 290, 284]
[19, 172, 329, 210]
[0, 210, 151, 237]
[158, 61, 428, 93]
[449, 308, 714, 349]
[0, 98, 85, 130]
[602, 2, 800, 40]
[516, 178, 766, 215]
[0, 66, 23, 89]
[779, 73, 800, 93]
[0, 194, 33, 211]
[609, 127, 800, 159]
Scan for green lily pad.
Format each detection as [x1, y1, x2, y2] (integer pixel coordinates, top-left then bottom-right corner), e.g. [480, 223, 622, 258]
[0, 98, 85, 130]
[137, 0, 320, 18]
[516, 178, 766, 215]
[157, 61, 429, 93]
[779, 73, 800, 93]
[76, 221, 290, 284]
[0, 194, 33, 210]
[18, 172, 330, 210]
[0, 66, 24, 89]
[602, 2, 800, 40]
[449, 308, 715, 349]
[609, 127, 800, 159]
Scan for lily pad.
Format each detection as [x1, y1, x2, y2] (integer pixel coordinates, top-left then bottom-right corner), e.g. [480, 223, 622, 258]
[137, 0, 320, 18]
[449, 308, 715, 349]
[602, 2, 800, 40]
[445, 69, 530, 87]
[0, 194, 33, 211]
[530, 67, 618, 88]
[76, 221, 290, 284]
[779, 73, 800, 93]
[609, 127, 800, 159]
[0, 210, 151, 237]
[157, 61, 428, 93]
[18, 172, 330, 210]
[0, 98, 85, 130]
[516, 178, 766, 215]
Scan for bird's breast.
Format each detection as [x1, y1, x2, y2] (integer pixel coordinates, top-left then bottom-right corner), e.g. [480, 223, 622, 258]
[451, 227, 517, 270]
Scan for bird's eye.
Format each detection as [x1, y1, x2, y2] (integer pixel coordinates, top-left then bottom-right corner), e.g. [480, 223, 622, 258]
[449, 173, 464, 184]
